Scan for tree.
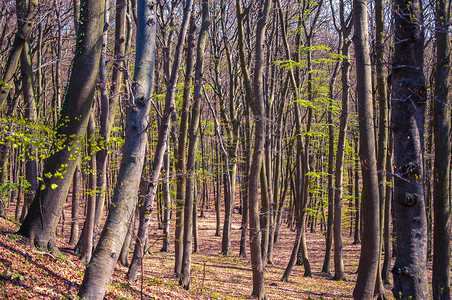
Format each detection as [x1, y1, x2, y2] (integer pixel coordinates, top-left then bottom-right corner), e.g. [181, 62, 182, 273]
[179, 0, 209, 289]
[390, 0, 428, 295]
[18, 0, 105, 252]
[127, 0, 194, 283]
[432, 0, 451, 296]
[352, 0, 381, 296]
[0, 0, 38, 108]
[237, 0, 272, 297]
[333, 0, 352, 281]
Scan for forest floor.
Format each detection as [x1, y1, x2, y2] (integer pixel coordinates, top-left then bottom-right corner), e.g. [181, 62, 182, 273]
[1, 199, 436, 299]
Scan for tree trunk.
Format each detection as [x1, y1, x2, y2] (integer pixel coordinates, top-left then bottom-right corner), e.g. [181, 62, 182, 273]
[180, 1, 209, 288]
[333, 16, 351, 280]
[20, 39, 38, 223]
[80, 113, 97, 263]
[237, 0, 272, 297]
[0, 0, 38, 108]
[127, 0, 193, 284]
[352, 0, 381, 297]
[174, 15, 195, 277]
[374, 0, 389, 296]
[390, 0, 428, 296]
[161, 145, 171, 252]
[78, 1, 156, 298]
[69, 164, 81, 247]
[18, 0, 105, 253]
[432, 0, 451, 296]
[322, 54, 340, 275]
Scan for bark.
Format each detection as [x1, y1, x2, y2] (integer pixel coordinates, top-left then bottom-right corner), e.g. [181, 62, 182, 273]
[374, 0, 389, 296]
[78, 1, 156, 298]
[390, 0, 428, 296]
[80, 114, 97, 263]
[333, 10, 351, 280]
[260, 162, 270, 263]
[239, 117, 251, 257]
[180, 0, 209, 288]
[160, 146, 171, 252]
[353, 135, 361, 245]
[127, 0, 193, 284]
[322, 51, 340, 275]
[432, 0, 451, 296]
[382, 132, 393, 284]
[174, 14, 195, 277]
[352, 0, 381, 297]
[0, 0, 38, 108]
[93, 0, 114, 241]
[237, 0, 272, 297]
[69, 164, 81, 247]
[20, 40, 38, 223]
[18, 0, 105, 253]
[218, 2, 240, 256]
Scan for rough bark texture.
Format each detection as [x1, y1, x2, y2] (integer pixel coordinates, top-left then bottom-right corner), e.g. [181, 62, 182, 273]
[18, 0, 105, 253]
[78, 1, 156, 298]
[352, 0, 381, 297]
[390, 0, 428, 296]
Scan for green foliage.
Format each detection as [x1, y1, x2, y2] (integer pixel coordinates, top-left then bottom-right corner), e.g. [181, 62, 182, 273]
[0, 176, 30, 202]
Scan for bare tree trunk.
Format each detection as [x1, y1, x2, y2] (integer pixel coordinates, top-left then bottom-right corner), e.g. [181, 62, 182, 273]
[69, 164, 81, 246]
[127, 0, 193, 284]
[352, 0, 381, 296]
[333, 12, 351, 280]
[20, 39, 38, 223]
[432, 0, 451, 296]
[174, 13, 195, 277]
[237, 0, 272, 297]
[390, 0, 428, 296]
[80, 113, 97, 263]
[161, 145, 171, 252]
[180, 1, 209, 288]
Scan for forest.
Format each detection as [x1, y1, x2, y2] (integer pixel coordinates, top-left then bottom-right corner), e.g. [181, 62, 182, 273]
[0, 0, 450, 299]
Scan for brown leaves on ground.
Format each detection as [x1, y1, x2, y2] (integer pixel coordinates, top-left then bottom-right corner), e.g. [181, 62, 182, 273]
[0, 205, 399, 300]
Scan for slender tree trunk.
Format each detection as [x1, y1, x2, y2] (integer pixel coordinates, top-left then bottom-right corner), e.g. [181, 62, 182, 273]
[352, 0, 381, 297]
[322, 55, 340, 275]
[333, 21, 351, 281]
[382, 132, 393, 284]
[353, 135, 361, 244]
[180, 1, 209, 288]
[161, 145, 171, 252]
[69, 164, 81, 246]
[80, 113, 97, 263]
[127, 0, 193, 284]
[237, 0, 272, 297]
[174, 15, 195, 277]
[374, 0, 388, 296]
[20, 40, 38, 223]
[432, 0, 451, 296]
